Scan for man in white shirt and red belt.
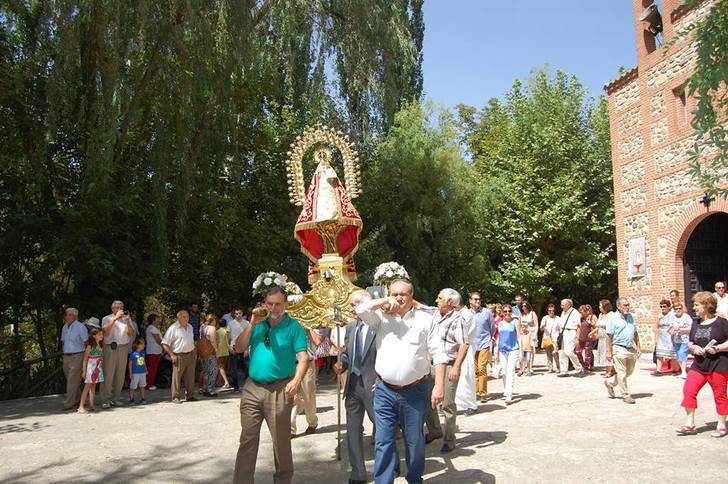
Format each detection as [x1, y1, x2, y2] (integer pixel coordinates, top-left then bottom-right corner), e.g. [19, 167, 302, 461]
[356, 279, 447, 484]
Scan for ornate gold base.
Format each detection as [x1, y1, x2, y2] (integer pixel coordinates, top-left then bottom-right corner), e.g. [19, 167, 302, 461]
[288, 254, 361, 329]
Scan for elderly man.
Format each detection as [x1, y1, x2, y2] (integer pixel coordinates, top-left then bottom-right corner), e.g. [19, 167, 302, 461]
[334, 290, 379, 484]
[233, 287, 308, 484]
[61, 308, 88, 411]
[557, 298, 584, 378]
[100, 300, 134, 408]
[161, 309, 197, 403]
[356, 279, 446, 484]
[424, 289, 469, 452]
[715, 281, 728, 318]
[605, 297, 641, 404]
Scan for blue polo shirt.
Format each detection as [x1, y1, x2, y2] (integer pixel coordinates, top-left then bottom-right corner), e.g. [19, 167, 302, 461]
[248, 314, 308, 383]
[607, 311, 637, 347]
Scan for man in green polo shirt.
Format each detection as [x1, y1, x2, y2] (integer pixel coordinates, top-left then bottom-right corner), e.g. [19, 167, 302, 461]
[233, 286, 308, 484]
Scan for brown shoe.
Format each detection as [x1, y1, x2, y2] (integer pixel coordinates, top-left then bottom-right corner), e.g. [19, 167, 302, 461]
[304, 426, 317, 435]
[623, 395, 635, 404]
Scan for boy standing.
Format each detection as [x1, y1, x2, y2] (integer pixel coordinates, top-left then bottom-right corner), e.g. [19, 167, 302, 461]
[128, 338, 148, 404]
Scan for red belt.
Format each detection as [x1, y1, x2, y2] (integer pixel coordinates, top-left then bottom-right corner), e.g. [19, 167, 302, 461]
[377, 374, 428, 392]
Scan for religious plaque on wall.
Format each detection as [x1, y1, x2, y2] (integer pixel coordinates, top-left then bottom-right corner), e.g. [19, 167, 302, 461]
[627, 237, 646, 279]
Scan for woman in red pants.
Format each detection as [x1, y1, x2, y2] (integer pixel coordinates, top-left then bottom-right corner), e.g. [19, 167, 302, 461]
[677, 291, 728, 438]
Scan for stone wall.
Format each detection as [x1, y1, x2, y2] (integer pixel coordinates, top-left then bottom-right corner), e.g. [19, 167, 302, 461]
[673, 1, 714, 34]
[650, 92, 666, 118]
[621, 159, 645, 186]
[646, 42, 698, 89]
[624, 212, 648, 239]
[651, 118, 669, 146]
[654, 168, 702, 200]
[617, 107, 642, 135]
[621, 186, 647, 212]
[618, 133, 644, 160]
[614, 78, 640, 112]
[658, 199, 694, 229]
[654, 136, 695, 173]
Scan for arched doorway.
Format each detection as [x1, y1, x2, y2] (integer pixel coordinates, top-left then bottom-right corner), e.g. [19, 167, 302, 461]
[682, 212, 728, 315]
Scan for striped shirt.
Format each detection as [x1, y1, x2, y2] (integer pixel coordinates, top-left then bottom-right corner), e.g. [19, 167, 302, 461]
[433, 309, 468, 362]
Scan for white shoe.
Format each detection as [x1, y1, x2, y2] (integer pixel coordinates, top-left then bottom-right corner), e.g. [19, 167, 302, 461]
[148, 386, 157, 391]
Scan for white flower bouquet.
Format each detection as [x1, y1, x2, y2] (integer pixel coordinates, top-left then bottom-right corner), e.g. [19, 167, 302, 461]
[373, 261, 410, 286]
[252, 271, 288, 298]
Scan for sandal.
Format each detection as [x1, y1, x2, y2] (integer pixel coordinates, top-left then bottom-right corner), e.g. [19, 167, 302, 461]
[710, 427, 728, 438]
[675, 425, 697, 435]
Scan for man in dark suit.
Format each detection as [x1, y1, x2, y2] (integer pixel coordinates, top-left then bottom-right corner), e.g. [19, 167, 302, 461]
[335, 289, 380, 484]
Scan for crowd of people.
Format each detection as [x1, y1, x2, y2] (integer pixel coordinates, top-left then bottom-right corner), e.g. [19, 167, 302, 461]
[58, 279, 728, 483]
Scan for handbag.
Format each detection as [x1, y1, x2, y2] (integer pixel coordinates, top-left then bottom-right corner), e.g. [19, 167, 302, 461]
[541, 336, 553, 349]
[197, 332, 214, 359]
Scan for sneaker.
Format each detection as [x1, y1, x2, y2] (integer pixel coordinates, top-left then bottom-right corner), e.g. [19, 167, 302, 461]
[128, 399, 135, 405]
[141, 399, 148, 405]
[113, 400, 125, 407]
[101, 402, 111, 409]
[623, 395, 636, 404]
[108, 400, 116, 407]
[148, 386, 157, 391]
[172, 398, 182, 404]
[604, 380, 616, 398]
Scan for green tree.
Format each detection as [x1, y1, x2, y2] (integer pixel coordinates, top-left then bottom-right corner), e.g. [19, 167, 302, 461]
[0, 0, 425, 384]
[458, 69, 616, 308]
[357, 101, 489, 302]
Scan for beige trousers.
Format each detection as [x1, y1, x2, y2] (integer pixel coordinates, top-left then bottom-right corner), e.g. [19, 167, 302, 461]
[291, 363, 318, 433]
[101, 343, 129, 403]
[234, 378, 295, 484]
[171, 350, 197, 400]
[63, 353, 83, 408]
[425, 365, 459, 444]
[609, 345, 637, 396]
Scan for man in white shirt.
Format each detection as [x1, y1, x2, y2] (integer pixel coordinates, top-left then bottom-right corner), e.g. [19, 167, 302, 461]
[424, 288, 469, 453]
[100, 300, 134, 408]
[61, 307, 88, 410]
[557, 298, 584, 377]
[228, 307, 250, 392]
[714, 281, 728, 318]
[161, 309, 197, 403]
[355, 279, 446, 484]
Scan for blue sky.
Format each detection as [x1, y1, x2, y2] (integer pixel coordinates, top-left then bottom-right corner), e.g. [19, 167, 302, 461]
[422, 1, 638, 109]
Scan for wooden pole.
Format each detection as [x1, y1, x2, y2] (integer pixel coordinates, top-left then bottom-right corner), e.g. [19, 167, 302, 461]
[336, 323, 342, 460]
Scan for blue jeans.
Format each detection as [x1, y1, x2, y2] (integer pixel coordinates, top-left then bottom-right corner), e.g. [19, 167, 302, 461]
[374, 378, 429, 484]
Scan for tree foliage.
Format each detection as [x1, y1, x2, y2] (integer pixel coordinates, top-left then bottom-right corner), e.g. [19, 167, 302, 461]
[458, 69, 616, 309]
[0, 0, 425, 368]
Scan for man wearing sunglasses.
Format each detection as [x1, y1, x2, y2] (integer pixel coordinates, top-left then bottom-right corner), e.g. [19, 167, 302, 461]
[233, 287, 308, 484]
[715, 281, 728, 318]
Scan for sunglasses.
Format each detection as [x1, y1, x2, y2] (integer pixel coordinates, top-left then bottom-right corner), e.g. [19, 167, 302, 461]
[717, 286, 726, 290]
[503, 310, 512, 314]
[263, 324, 271, 348]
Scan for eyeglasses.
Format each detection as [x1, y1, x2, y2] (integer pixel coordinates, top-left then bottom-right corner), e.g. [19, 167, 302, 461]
[502, 310, 512, 314]
[716, 286, 726, 290]
[263, 324, 271, 348]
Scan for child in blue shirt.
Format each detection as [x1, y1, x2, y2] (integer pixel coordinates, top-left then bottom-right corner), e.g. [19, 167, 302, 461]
[128, 338, 148, 404]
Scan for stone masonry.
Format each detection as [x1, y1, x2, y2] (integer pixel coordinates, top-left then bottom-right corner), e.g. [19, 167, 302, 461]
[605, 0, 719, 350]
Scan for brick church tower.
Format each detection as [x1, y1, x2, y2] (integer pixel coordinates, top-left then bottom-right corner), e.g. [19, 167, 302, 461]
[604, 0, 726, 349]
